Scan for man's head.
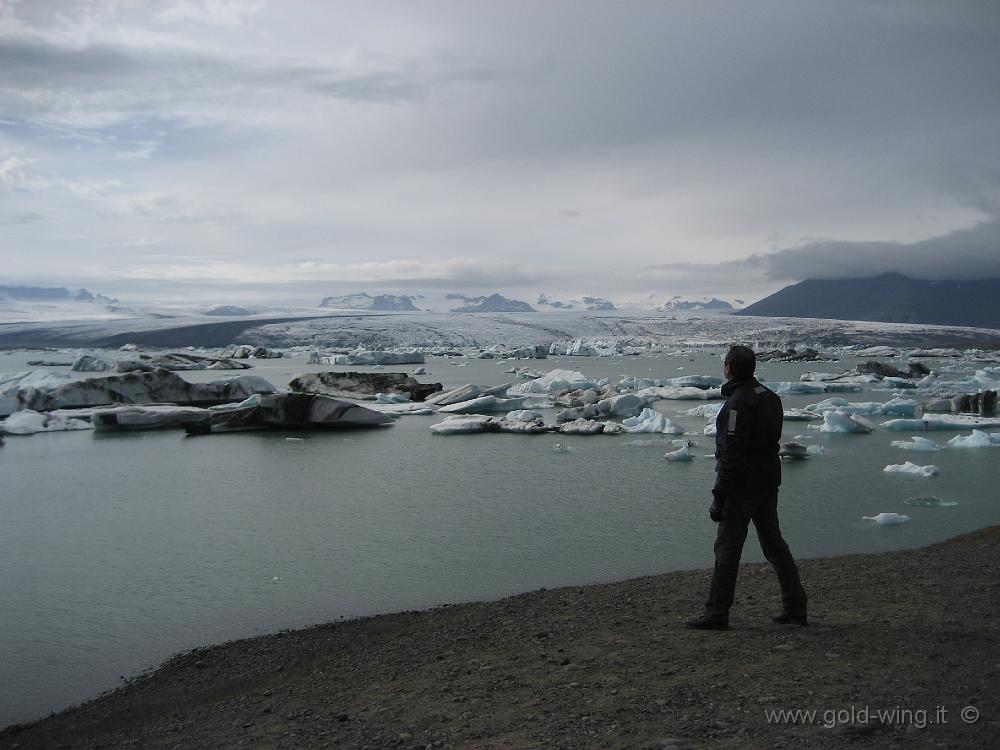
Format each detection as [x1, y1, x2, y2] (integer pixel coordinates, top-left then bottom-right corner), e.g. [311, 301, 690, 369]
[723, 345, 756, 381]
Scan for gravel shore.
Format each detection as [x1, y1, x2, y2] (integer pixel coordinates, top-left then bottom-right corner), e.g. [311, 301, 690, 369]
[3, 528, 997, 749]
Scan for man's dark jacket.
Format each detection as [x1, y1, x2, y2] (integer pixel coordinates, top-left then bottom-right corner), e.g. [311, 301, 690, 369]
[713, 377, 783, 499]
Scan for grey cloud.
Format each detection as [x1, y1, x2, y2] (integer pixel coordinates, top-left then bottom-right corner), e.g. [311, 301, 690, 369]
[646, 217, 1000, 285]
[753, 218, 1000, 281]
[0, 33, 493, 131]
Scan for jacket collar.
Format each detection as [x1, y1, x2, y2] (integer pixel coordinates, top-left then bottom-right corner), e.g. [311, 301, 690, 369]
[721, 376, 756, 397]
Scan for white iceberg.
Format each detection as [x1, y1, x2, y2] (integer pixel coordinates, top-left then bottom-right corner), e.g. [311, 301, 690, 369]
[804, 396, 918, 417]
[883, 462, 940, 477]
[508, 369, 602, 395]
[374, 392, 410, 404]
[683, 403, 724, 418]
[424, 384, 481, 406]
[636, 386, 723, 401]
[882, 414, 1000, 431]
[622, 408, 684, 434]
[1, 409, 93, 435]
[768, 381, 863, 395]
[809, 410, 874, 434]
[664, 440, 694, 461]
[506, 409, 544, 422]
[946, 429, 1000, 448]
[429, 414, 548, 435]
[890, 436, 943, 451]
[438, 395, 528, 414]
[71, 354, 116, 372]
[862, 512, 911, 525]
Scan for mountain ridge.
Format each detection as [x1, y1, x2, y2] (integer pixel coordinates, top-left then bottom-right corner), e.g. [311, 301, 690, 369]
[737, 273, 1000, 328]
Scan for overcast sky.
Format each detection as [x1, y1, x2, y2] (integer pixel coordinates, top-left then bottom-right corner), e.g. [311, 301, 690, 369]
[1, 0, 998, 305]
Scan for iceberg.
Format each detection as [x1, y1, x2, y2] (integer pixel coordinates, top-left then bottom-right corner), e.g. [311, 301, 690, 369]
[506, 409, 544, 422]
[902, 496, 958, 507]
[783, 409, 822, 421]
[683, 403, 724, 418]
[91, 404, 212, 431]
[330, 349, 425, 365]
[664, 440, 694, 461]
[430, 415, 549, 435]
[438, 395, 528, 414]
[16, 370, 279, 412]
[946, 429, 1000, 448]
[374, 392, 410, 404]
[187, 393, 394, 434]
[558, 418, 607, 435]
[809, 410, 874, 434]
[622, 408, 684, 434]
[289, 372, 441, 402]
[768, 381, 864, 396]
[862, 512, 911, 525]
[883, 462, 940, 477]
[596, 393, 646, 417]
[424, 384, 481, 406]
[508, 369, 603, 395]
[804, 397, 918, 417]
[365, 402, 436, 415]
[1, 409, 93, 435]
[71, 354, 116, 372]
[881, 414, 1000, 431]
[890, 436, 943, 451]
[636, 386, 723, 401]
[778, 442, 809, 459]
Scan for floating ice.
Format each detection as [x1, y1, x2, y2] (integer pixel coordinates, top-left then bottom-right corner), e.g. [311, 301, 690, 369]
[636, 386, 723, 401]
[90, 404, 211, 431]
[778, 442, 809, 459]
[946, 429, 1000, 448]
[862, 512, 911, 525]
[809, 410, 874, 434]
[71, 354, 116, 372]
[438, 395, 528, 414]
[553, 443, 573, 453]
[768, 381, 864, 395]
[508, 369, 602, 395]
[664, 443, 693, 461]
[682, 403, 724, 418]
[805, 444, 824, 456]
[882, 414, 1000, 431]
[330, 349, 425, 365]
[902, 496, 958, 507]
[1, 409, 92, 435]
[804, 397, 918, 417]
[374, 392, 410, 404]
[783, 409, 822, 421]
[506, 409, 543, 422]
[429, 414, 548, 435]
[622, 408, 684, 434]
[365, 402, 436, 415]
[890, 436, 943, 451]
[424, 384, 481, 406]
[883, 462, 940, 477]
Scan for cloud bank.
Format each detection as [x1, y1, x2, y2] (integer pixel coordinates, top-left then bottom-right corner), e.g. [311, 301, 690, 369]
[1, 0, 998, 303]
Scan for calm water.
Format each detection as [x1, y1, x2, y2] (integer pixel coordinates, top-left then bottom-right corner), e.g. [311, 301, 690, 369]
[2, 350, 999, 726]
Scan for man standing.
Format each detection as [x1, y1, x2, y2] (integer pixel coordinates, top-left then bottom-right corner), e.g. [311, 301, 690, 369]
[686, 345, 808, 630]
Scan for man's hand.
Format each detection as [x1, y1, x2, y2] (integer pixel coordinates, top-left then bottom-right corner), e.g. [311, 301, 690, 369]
[709, 503, 724, 523]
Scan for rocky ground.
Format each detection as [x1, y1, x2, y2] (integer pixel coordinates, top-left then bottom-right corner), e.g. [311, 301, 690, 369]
[2, 528, 998, 750]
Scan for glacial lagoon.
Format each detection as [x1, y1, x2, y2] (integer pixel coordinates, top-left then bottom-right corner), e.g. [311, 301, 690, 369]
[2, 347, 1000, 726]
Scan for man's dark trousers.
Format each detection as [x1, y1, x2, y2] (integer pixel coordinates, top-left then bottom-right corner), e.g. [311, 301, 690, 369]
[706, 490, 807, 619]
